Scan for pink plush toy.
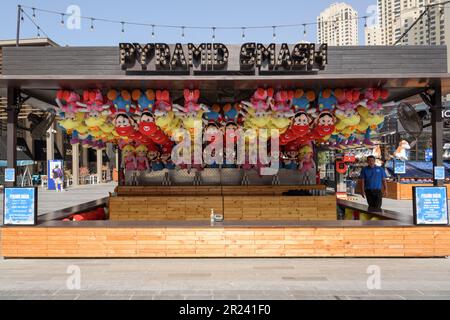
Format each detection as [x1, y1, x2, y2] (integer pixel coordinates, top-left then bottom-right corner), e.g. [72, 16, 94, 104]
[78, 89, 110, 112]
[135, 144, 150, 171]
[183, 89, 202, 112]
[55, 90, 83, 113]
[155, 90, 172, 112]
[335, 88, 361, 112]
[271, 90, 294, 112]
[250, 88, 274, 112]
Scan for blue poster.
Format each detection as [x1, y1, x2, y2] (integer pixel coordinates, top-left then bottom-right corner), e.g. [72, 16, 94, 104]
[394, 160, 406, 174]
[413, 187, 449, 225]
[434, 166, 446, 180]
[425, 149, 433, 162]
[3, 187, 37, 225]
[47, 160, 64, 190]
[5, 168, 15, 182]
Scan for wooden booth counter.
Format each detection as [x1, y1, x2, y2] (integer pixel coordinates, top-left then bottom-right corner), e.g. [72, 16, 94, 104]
[385, 181, 450, 200]
[3, 221, 450, 258]
[109, 185, 336, 221]
[356, 180, 450, 200]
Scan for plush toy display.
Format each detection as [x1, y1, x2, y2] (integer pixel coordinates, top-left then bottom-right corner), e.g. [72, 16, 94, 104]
[56, 86, 388, 175]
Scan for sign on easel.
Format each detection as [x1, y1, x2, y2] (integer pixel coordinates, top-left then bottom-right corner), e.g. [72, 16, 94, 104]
[3, 187, 38, 226]
[413, 186, 449, 225]
[393, 160, 406, 174]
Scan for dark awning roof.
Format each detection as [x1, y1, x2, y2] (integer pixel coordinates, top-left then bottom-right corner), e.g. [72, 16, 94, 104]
[33, 140, 63, 161]
[0, 136, 34, 161]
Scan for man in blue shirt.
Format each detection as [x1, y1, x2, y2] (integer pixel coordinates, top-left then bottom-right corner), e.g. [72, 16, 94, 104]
[359, 156, 387, 211]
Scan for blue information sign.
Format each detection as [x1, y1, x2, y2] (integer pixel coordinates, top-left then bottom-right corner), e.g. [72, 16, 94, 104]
[434, 166, 446, 180]
[394, 160, 406, 174]
[425, 149, 433, 162]
[5, 168, 15, 182]
[3, 187, 38, 226]
[47, 160, 64, 190]
[413, 187, 449, 225]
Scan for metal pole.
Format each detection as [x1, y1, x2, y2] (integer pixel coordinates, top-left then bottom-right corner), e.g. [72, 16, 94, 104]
[16, 5, 21, 47]
[431, 84, 444, 187]
[6, 87, 20, 187]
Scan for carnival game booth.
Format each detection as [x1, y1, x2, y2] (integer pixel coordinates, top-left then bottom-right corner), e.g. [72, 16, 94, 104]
[384, 161, 450, 200]
[1, 44, 450, 258]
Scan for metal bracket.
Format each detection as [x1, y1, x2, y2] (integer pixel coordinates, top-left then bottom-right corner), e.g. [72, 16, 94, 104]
[420, 88, 438, 109]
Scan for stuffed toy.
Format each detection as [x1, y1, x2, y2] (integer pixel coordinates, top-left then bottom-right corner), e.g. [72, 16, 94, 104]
[155, 90, 172, 112]
[113, 113, 135, 137]
[84, 110, 107, 132]
[147, 143, 165, 171]
[204, 104, 222, 124]
[334, 108, 361, 137]
[292, 89, 316, 112]
[356, 105, 384, 133]
[393, 140, 411, 161]
[135, 144, 150, 171]
[160, 142, 176, 170]
[122, 144, 137, 185]
[55, 90, 83, 113]
[137, 111, 171, 145]
[280, 111, 312, 145]
[306, 89, 336, 141]
[107, 89, 134, 114]
[132, 89, 155, 113]
[78, 89, 110, 113]
[282, 142, 299, 170]
[298, 144, 316, 176]
[222, 103, 239, 124]
[171, 89, 207, 140]
[58, 112, 84, 134]
[240, 102, 271, 130]
[272, 90, 294, 112]
[246, 88, 274, 112]
[182, 89, 202, 112]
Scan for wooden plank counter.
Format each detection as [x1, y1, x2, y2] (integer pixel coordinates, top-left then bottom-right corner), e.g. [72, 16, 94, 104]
[2, 221, 450, 258]
[109, 195, 337, 221]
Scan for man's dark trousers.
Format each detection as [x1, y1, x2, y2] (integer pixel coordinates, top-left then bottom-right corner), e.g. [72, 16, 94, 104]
[365, 189, 382, 210]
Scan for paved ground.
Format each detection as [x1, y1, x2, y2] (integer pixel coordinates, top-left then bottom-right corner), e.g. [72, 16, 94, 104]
[0, 258, 449, 300]
[1, 185, 449, 300]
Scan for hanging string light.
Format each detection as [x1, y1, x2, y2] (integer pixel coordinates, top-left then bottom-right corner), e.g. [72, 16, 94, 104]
[37, 26, 40, 38]
[20, 9, 24, 21]
[19, 5, 382, 41]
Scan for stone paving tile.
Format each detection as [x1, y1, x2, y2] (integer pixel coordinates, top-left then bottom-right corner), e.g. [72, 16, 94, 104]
[418, 290, 450, 296]
[344, 295, 406, 300]
[153, 295, 185, 300]
[212, 295, 240, 300]
[291, 295, 339, 300]
[401, 296, 450, 300]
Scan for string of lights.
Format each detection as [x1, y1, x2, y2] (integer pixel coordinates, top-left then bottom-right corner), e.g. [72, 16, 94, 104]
[19, 7, 50, 39]
[18, 4, 370, 41]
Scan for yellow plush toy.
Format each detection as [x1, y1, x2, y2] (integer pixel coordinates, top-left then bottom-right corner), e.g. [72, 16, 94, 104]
[356, 105, 384, 133]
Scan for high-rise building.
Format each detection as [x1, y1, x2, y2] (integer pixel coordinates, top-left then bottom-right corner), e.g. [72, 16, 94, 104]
[365, 26, 382, 45]
[366, 0, 450, 46]
[317, 3, 359, 46]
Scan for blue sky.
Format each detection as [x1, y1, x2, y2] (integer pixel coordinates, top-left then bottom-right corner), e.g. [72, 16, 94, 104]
[0, 0, 377, 46]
